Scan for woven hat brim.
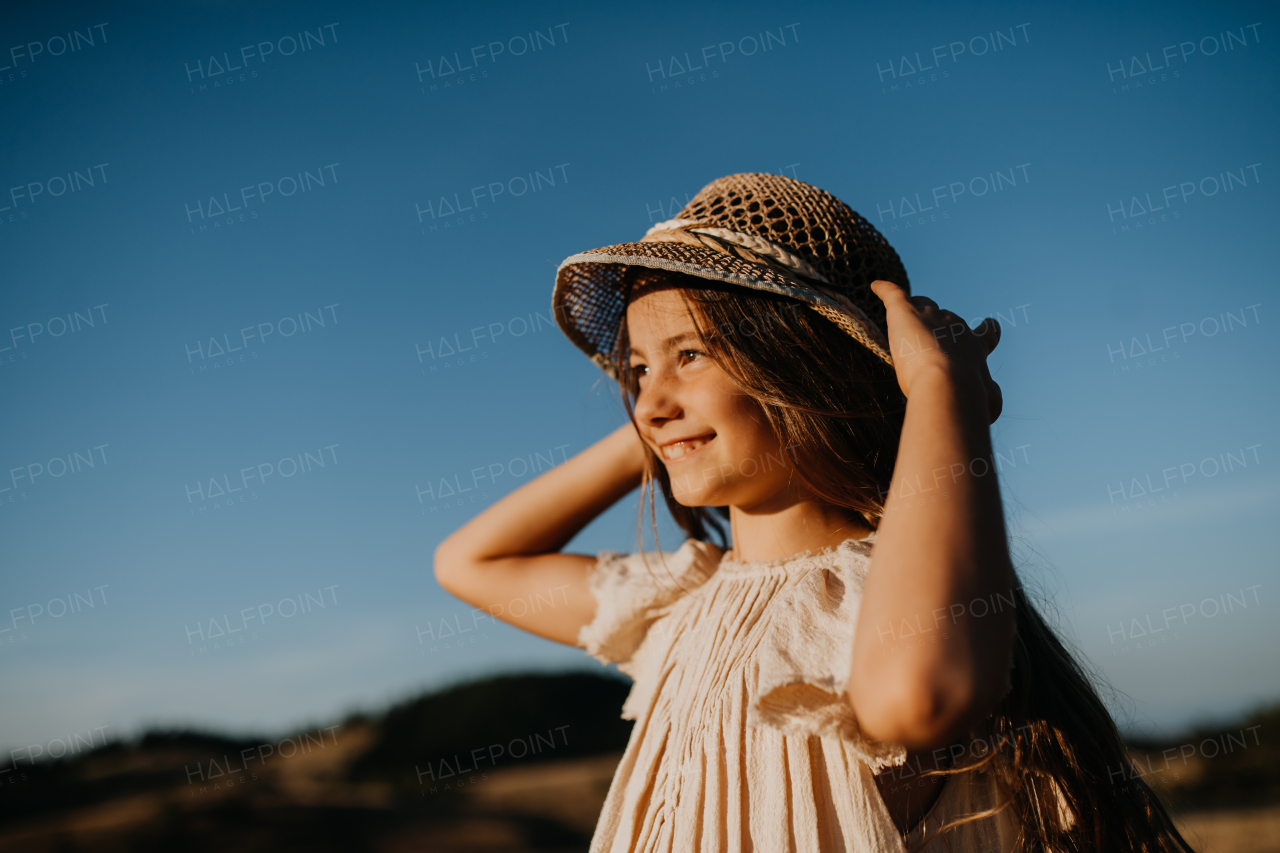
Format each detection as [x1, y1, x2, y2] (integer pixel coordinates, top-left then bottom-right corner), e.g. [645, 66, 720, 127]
[552, 242, 893, 380]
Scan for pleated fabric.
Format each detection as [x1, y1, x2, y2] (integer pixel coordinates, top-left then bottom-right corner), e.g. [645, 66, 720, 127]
[577, 536, 1021, 853]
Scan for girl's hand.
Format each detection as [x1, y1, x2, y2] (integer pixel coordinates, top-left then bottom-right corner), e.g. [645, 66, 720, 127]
[870, 279, 1003, 423]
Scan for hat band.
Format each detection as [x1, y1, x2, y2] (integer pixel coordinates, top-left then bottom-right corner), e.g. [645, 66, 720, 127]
[643, 218, 831, 284]
[640, 218, 887, 349]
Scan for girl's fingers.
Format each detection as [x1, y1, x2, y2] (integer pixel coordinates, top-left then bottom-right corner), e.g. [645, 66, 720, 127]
[977, 318, 1001, 354]
[869, 279, 910, 306]
[909, 296, 939, 312]
[986, 378, 1003, 423]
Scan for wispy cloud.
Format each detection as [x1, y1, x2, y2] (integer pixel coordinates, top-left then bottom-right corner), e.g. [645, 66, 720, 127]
[1008, 478, 1278, 541]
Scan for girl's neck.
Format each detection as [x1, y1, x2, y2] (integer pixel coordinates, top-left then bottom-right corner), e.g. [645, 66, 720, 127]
[726, 496, 873, 563]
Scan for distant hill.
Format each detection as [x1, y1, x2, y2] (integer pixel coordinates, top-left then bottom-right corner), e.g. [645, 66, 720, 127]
[349, 672, 635, 790]
[0, 671, 635, 852]
[1125, 704, 1280, 811]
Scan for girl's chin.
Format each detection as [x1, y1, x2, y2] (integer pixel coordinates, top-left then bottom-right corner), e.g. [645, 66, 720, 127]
[668, 488, 727, 508]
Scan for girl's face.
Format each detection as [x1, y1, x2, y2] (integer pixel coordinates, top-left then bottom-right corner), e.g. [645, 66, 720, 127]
[626, 287, 799, 510]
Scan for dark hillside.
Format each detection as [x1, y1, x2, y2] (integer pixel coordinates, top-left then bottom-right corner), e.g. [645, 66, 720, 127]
[349, 672, 633, 788]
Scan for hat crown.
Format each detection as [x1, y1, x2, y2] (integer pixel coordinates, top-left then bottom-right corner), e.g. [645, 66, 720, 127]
[674, 173, 909, 333]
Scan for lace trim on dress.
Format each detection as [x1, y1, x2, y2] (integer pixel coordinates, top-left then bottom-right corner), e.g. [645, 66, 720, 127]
[718, 544, 842, 573]
[576, 538, 721, 666]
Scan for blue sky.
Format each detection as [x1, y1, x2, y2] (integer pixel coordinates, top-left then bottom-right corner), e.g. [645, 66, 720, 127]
[1, 0, 1277, 755]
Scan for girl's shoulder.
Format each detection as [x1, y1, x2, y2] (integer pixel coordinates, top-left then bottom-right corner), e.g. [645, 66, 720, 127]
[576, 538, 722, 667]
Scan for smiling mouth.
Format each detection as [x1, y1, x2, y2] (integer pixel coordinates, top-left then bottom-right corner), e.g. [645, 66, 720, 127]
[660, 434, 715, 461]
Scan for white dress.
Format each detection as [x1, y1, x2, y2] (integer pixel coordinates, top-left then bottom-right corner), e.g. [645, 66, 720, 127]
[577, 536, 1022, 852]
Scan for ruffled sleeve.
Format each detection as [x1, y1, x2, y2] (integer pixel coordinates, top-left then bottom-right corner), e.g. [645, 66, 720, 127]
[577, 538, 721, 667]
[746, 537, 909, 773]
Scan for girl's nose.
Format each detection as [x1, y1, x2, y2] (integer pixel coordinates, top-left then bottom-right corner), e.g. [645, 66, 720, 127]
[633, 369, 682, 426]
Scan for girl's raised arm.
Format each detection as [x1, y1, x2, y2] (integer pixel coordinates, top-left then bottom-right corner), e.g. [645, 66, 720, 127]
[433, 422, 648, 646]
[847, 280, 1017, 751]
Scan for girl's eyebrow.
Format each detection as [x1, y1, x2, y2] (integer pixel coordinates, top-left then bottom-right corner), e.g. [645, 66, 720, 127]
[629, 331, 699, 357]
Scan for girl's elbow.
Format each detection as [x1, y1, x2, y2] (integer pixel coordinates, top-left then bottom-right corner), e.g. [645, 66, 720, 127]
[851, 673, 983, 750]
[433, 540, 466, 592]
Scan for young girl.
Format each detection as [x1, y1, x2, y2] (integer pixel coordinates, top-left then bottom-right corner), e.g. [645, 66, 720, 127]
[435, 174, 1193, 852]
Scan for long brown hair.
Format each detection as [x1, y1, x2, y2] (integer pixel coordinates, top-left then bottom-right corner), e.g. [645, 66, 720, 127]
[611, 268, 1194, 852]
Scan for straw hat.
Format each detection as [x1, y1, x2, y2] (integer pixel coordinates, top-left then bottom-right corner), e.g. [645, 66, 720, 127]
[552, 172, 910, 379]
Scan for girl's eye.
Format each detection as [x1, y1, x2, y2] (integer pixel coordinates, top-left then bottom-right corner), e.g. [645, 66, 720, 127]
[629, 351, 703, 377]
